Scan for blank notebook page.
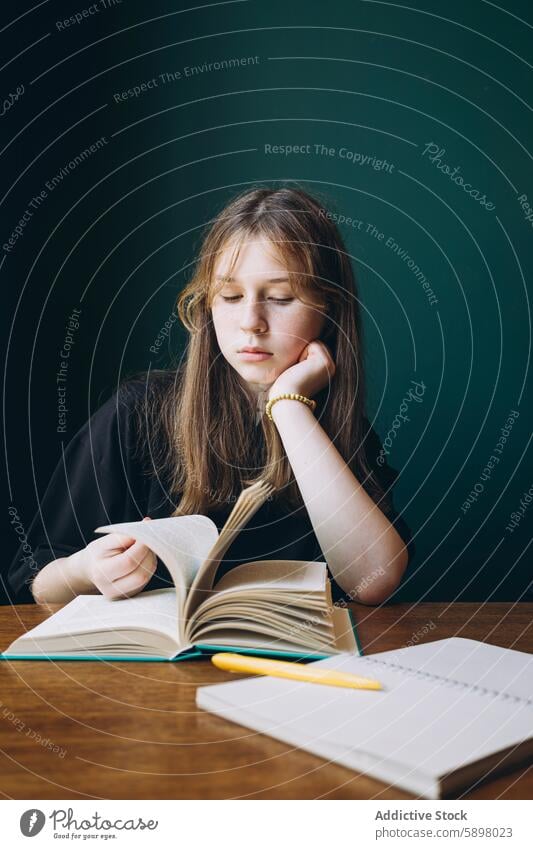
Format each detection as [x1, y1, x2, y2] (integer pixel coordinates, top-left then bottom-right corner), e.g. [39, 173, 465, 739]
[197, 637, 533, 780]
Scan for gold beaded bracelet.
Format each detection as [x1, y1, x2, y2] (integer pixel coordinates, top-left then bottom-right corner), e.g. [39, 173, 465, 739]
[265, 393, 317, 421]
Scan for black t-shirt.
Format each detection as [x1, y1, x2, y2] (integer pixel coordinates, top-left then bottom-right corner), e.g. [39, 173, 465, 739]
[7, 375, 415, 605]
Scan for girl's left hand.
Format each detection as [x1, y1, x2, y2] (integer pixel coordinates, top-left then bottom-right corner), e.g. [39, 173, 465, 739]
[267, 340, 336, 401]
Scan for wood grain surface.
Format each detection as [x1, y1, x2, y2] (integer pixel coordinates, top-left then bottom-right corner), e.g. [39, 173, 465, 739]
[0, 602, 531, 800]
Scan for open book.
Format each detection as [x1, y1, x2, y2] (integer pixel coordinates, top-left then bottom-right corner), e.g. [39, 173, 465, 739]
[3, 480, 359, 662]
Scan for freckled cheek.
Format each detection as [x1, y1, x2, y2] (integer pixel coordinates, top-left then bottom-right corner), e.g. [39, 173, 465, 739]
[211, 309, 234, 350]
[273, 312, 320, 353]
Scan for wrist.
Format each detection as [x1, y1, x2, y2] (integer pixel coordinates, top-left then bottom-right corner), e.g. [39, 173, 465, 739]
[30, 548, 96, 605]
[66, 548, 97, 594]
[267, 385, 310, 402]
[266, 392, 317, 422]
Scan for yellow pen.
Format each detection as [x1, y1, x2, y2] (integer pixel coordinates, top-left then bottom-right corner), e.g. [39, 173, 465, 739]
[210, 653, 382, 691]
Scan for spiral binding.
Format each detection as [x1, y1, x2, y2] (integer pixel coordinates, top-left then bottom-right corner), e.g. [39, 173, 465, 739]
[358, 655, 533, 708]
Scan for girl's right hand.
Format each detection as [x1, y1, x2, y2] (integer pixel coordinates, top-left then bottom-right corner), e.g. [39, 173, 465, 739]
[76, 517, 157, 600]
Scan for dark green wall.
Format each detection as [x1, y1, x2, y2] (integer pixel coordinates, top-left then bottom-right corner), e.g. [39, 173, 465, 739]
[3, 0, 532, 602]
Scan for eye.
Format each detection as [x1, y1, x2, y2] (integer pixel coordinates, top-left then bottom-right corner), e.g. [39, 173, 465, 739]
[220, 296, 294, 303]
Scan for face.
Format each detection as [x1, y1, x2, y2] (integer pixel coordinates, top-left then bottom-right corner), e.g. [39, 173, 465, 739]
[210, 237, 326, 394]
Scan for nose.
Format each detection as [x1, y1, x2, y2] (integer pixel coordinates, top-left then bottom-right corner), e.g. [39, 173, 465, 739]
[239, 297, 268, 334]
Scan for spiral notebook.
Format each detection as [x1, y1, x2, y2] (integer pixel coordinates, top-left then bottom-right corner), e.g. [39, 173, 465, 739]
[196, 637, 533, 798]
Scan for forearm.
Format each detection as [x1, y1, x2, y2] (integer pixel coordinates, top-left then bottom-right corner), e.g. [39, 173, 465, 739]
[30, 549, 96, 605]
[270, 399, 409, 604]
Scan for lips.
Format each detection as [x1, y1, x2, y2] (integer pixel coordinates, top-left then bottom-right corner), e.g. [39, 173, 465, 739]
[238, 349, 273, 362]
[239, 347, 272, 354]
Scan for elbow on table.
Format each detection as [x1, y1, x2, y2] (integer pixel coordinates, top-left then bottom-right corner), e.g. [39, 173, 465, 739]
[355, 545, 409, 606]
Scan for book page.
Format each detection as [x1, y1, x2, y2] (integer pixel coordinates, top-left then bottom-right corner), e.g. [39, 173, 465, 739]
[192, 603, 332, 639]
[195, 633, 332, 655]
[95, 515, 219, 592]
[186, 560, 358, 655]
[212, 560, 328, 595]
[186, 561, 330, 644]
[192, 623, 332, 653]
[331, 607, 358, 654]
[183, 481, 273, 622]
[8, 590, 180, 646]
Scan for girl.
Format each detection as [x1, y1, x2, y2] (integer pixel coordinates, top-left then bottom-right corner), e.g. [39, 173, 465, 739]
[8, 187, 413, 607]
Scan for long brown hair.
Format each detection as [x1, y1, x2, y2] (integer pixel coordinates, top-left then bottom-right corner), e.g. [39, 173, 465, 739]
[129, 186, 391, 518]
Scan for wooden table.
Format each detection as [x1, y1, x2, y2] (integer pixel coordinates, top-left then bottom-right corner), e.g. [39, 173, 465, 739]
[0, 602, 531, 800]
